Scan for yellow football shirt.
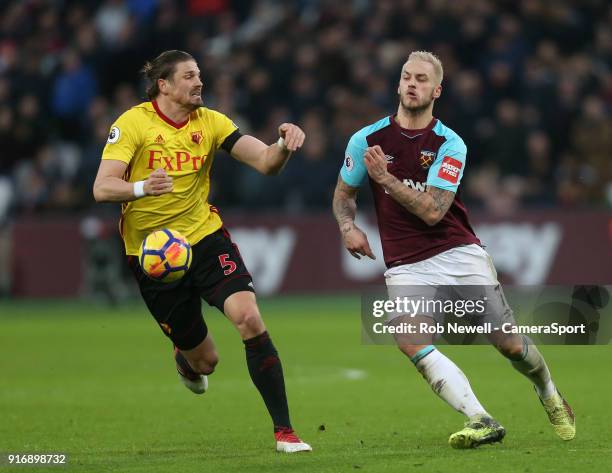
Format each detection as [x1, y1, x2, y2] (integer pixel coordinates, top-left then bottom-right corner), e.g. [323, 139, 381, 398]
[101, 101, 238, 255]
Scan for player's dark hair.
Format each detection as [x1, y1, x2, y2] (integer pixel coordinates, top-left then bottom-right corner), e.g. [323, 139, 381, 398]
[142, 50, 195, 100]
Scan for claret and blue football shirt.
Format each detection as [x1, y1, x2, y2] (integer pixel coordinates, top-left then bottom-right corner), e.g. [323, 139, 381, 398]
[340, 115, 480, 267]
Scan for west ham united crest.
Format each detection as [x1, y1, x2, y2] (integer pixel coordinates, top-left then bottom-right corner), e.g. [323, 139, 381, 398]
[191, 130, 203, 144]
[419, 150, 435, 169]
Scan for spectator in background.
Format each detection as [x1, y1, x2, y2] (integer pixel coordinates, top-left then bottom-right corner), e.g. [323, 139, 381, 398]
[285, 110, 337, 210]
[235, 105, 291, 208]
[81, 112, 113, 194]
[127, 0, 159, 25]
[485, 100, 529, 177]
[448, 70, 487, 166]
[51, 49, 98, 140]
[0, 105, 18, 182]
[0, 0, 610, 215]
[95, 0, 133, 49]
[570, 95, 612, 203]
[523, 130, 556, 206]
[556, 152, 592, 207]
[0, 93, 14, 296]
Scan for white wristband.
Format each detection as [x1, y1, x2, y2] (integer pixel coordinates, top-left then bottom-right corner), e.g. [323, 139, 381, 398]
[277, 136, 287, 150]
[133, 180, 146, 198]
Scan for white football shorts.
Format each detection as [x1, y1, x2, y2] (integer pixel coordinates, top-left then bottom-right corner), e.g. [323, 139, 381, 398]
[384, 244, 514, 325]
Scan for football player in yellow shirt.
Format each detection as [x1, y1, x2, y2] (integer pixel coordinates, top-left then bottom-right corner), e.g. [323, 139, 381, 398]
[93, 50, 311, 453]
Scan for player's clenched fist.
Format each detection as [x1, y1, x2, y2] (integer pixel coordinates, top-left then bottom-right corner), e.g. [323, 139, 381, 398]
[144, 168, 173, 196]
[278, 123, 305, 152]
[364, 145, 391, 185]
[341, 223, 376, 260]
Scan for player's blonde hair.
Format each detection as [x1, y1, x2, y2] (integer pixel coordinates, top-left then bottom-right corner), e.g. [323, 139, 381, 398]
[407, 51, 444, 85]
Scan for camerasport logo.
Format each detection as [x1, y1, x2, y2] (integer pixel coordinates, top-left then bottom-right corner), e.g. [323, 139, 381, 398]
[438, 156, 462, 184]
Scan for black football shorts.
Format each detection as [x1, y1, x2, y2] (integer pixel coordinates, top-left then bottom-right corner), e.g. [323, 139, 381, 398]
[128, 227, 254, 350]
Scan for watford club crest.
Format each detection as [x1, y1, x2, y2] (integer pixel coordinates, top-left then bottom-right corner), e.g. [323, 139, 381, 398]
[191, 130, 203, 144]
[419, 150, 435, 169]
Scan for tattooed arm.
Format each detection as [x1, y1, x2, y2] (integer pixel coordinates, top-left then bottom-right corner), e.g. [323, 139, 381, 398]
[364, 145, 455, 226]
[332, 176, 376, 259]
[381, 177, 455, 226]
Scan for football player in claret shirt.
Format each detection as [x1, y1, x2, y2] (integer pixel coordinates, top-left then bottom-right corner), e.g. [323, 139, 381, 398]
[93, 50, 311, 453]
[333, 51, 575, 448]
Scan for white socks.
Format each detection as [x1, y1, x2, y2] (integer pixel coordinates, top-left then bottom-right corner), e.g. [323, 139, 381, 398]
[412, 346, 488, 418]
[410, 340, 557, 420]
[510, 338, 556, 400]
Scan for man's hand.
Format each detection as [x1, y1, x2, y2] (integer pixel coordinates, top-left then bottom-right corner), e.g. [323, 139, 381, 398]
[278, 123, 305, 152]
[364, 145, 393, 186]
[341, 222, 376, 260]
[144, 168, 173, 196]
[229, 124, 304, 176]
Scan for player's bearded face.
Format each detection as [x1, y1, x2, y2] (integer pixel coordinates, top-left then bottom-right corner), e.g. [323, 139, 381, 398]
[399, 85, 436, 112]
[168, 61, 203, 110]
[397, 61, 441, 113]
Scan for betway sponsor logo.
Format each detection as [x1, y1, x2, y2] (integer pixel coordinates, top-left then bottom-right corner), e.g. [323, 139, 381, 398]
[147, 150, 208, 171]
[403, 179, 426, 192]
[384, 179, 426, 194]
[438, 156, 462, 184]
[476, 222, 562, 284]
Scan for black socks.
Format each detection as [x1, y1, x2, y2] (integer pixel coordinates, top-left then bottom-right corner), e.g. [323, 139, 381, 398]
[243, 331, 291, 431]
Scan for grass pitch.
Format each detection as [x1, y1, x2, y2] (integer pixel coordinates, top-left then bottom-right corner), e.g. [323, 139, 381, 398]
[1, 296, 610, 472]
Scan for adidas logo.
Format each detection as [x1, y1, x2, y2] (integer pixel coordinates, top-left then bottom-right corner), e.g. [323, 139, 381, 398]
[154, 134, 165, 144]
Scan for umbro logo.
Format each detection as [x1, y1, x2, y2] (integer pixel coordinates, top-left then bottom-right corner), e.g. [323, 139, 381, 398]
[385, 154, 395, 164]
[154, 134, 165, 144]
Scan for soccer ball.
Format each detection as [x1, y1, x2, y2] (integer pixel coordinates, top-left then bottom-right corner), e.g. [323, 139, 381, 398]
[139, 229, 192, 282]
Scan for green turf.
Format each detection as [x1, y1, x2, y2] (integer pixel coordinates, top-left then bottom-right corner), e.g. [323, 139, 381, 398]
[1, 296, 610, 472]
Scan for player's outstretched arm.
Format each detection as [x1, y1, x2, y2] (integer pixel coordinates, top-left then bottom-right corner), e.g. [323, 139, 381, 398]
[93, 160, 173, 203]
[332, 176, 376, 260]
[364, 145, 454, 226]
[230, 123, 305, 176]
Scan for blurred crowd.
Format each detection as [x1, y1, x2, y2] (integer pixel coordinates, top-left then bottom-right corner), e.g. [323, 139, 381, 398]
[0, 0, 611, 224]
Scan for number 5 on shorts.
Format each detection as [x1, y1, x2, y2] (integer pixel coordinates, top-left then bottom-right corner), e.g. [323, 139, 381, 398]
[219, 253, 237, 275]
